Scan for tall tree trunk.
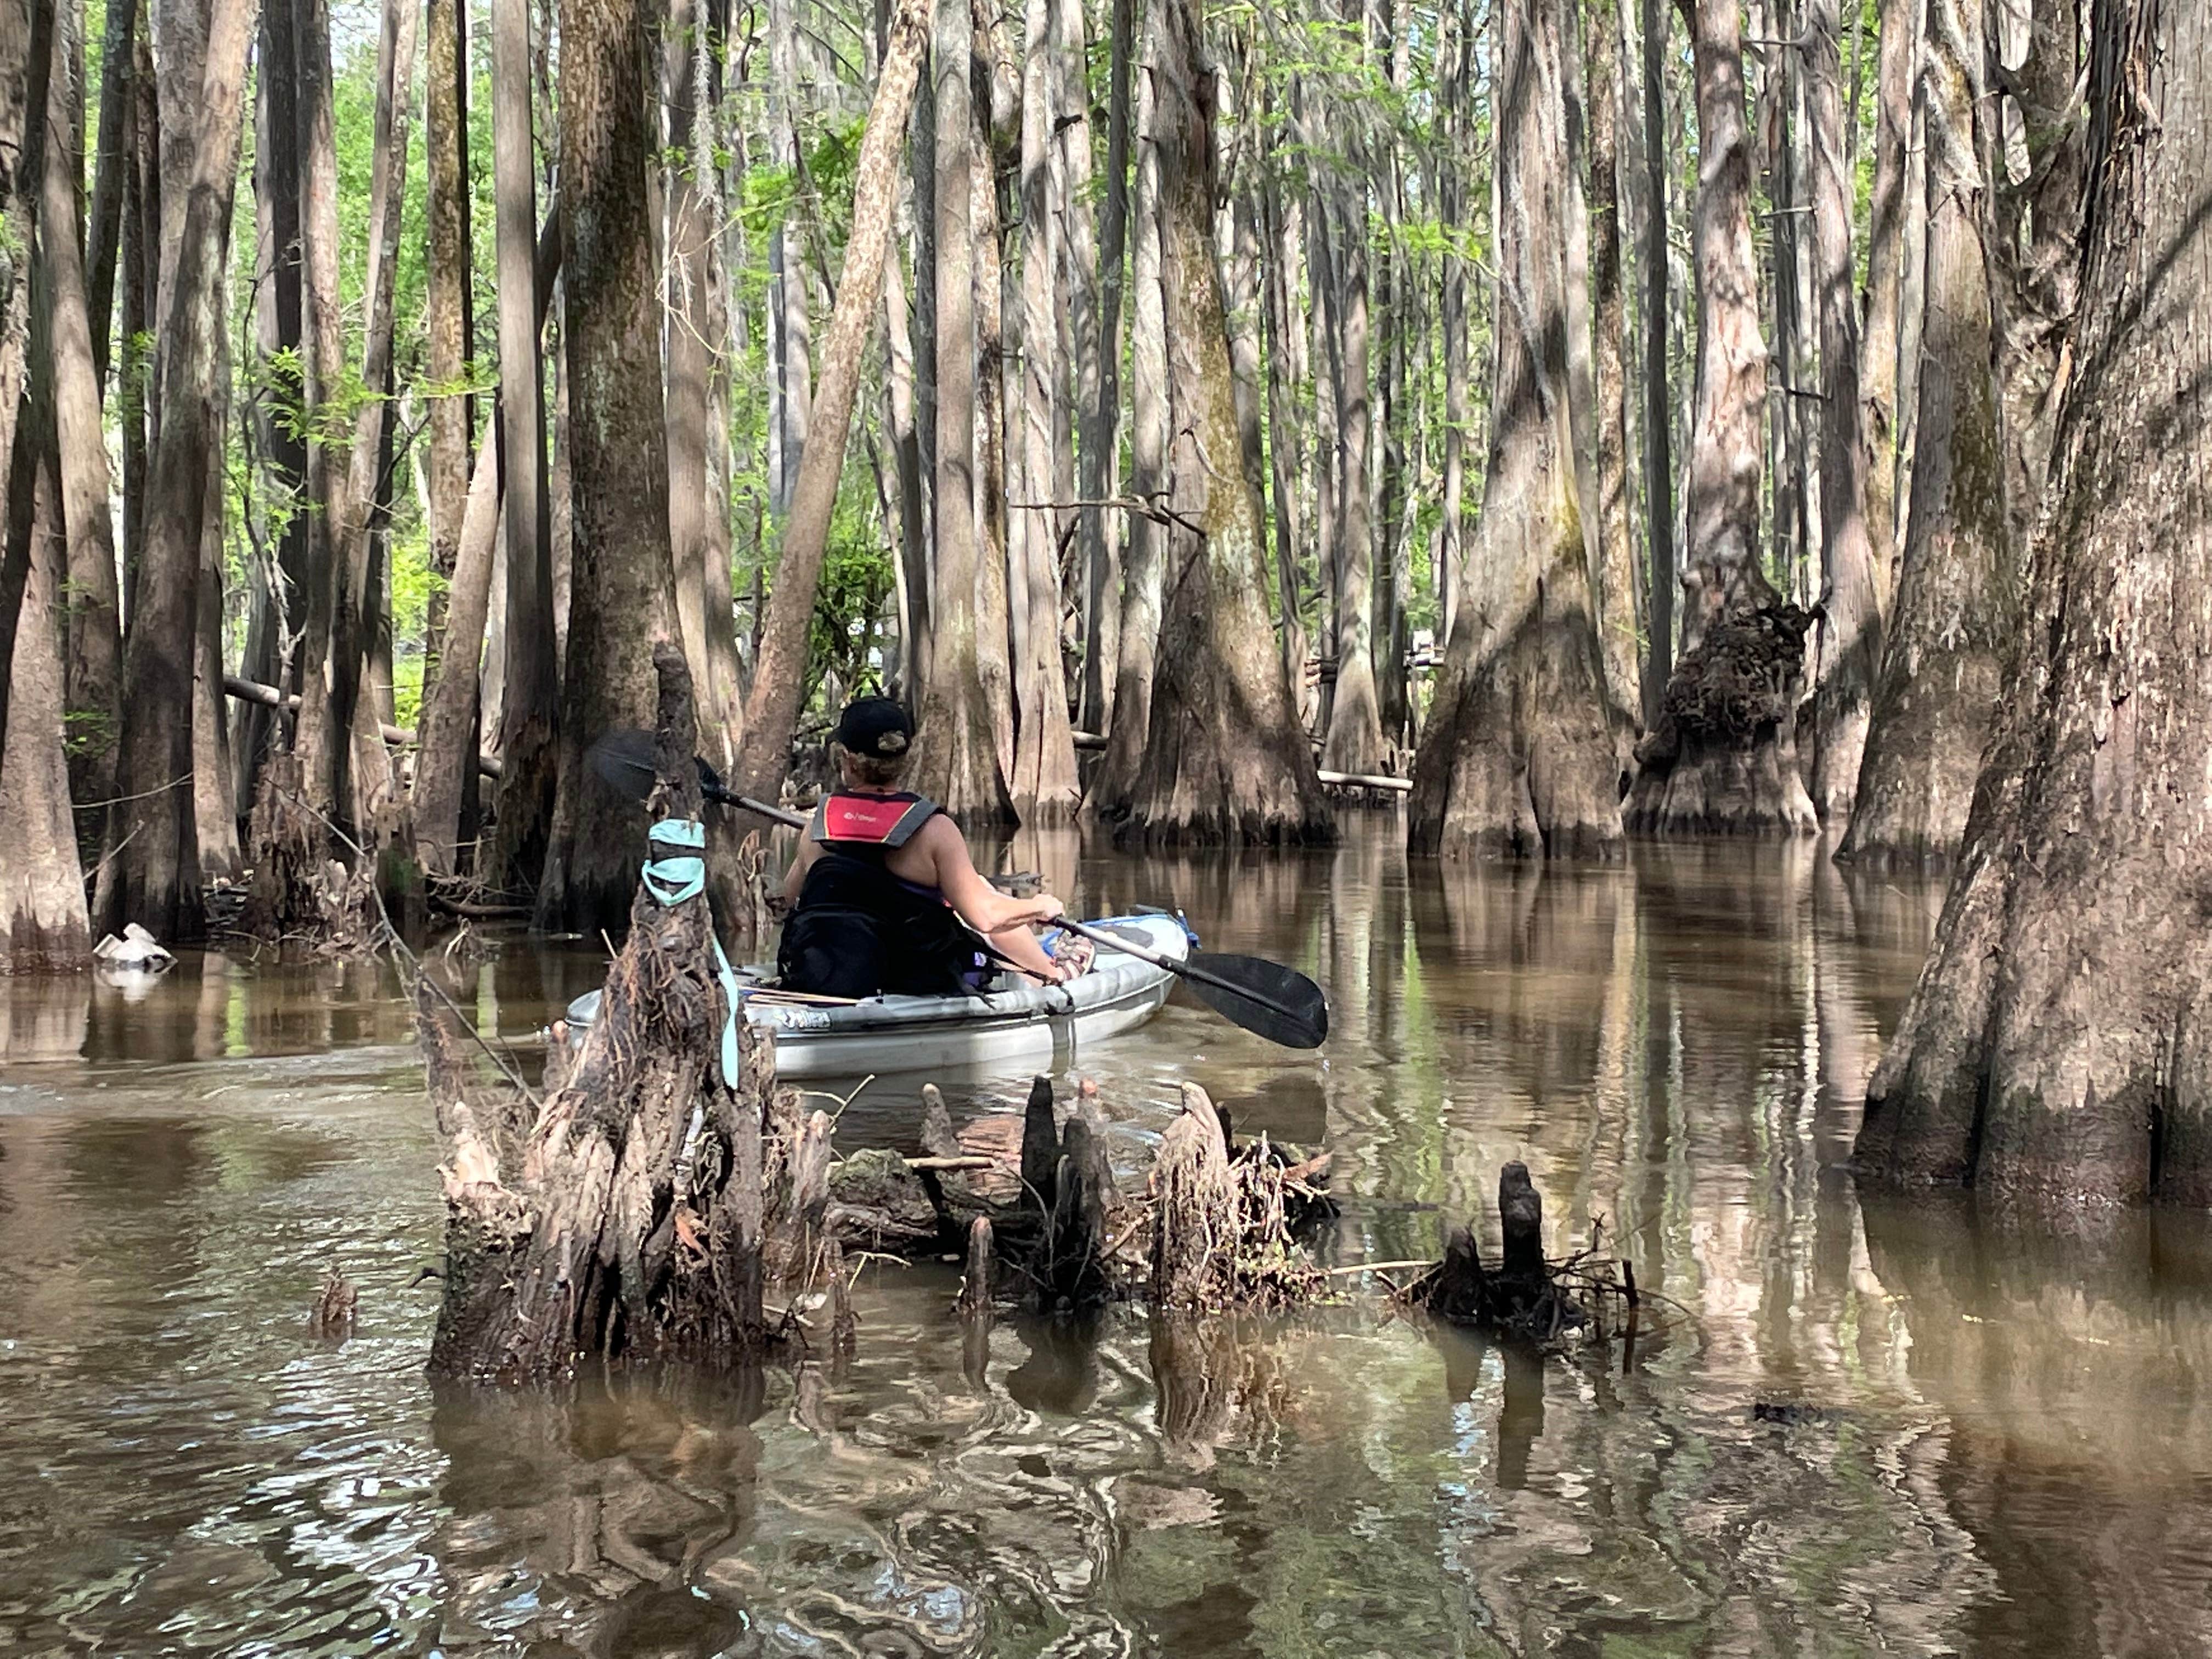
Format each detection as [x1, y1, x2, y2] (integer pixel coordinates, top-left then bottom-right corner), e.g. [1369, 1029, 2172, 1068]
[84, 0, 140, 392]
[725, 0, 932, 808]
[489, 0, 558, 891]
[1637, 0, 1673, 726]
[1623, 0, 1816, 835]
[1079, 0, 1132, 733]
[1259, 146, 1307, 716]
[235, 0, 304, 794]
[1090, 0, 1165, 815]
[1585, 0, 1641, 755]
[1321, 188, 1381, 775]
[0, 0, 57, 623]
[1008, 0, 1077, 817]
[535, 0, 683, 932]
[285, 0, 359, 824]
[194, 307, 240, 879]
[664, 0, 741, 768]
[1837, 0, 2009, 868]
[1056, 0, 1108, 744]
[0, 418, 89, 969]
[1408, 0, 1622, 859]
[883, 187, 929, 701]
[36, 15, 124, 816]
[422, 0, 473, 698]
[1117, 0, 1329, 846]
[94, 0, 256, 940]
[1801, 0, 1882, 820]
[909, 0, 1014, 823]
[967, 20, 1017, 785]
[1858, 0, 1916, 588]
[1855, 0, 2212, 1205]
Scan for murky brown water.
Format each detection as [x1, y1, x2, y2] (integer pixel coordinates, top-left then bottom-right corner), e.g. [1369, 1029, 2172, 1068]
[5, 822, 2211, 1657]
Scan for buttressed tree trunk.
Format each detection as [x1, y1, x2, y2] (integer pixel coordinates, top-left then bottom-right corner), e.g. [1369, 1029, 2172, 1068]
[1584, 0, 1640, 757]
[1408, 0, 1622, 860]
[727, 0, 932, 809]
[95, 0, 256, 940]
[0, 435, 90, 969]
[1801, 0, 1882, 821]
[907, 0, 1014, 825]
[537, 0, 682, 933]
[1837, 0, 2008, 869]
[1623, 0, 1816, 837]
[1856, 0, 2212, 1206]
[1116, 0, 1329, 847]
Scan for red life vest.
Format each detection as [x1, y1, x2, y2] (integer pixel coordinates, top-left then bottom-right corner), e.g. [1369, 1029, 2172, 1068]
[809, 791, 940, 850]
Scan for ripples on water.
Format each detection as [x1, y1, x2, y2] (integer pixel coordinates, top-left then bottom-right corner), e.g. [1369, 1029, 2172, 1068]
[3, 825, 2210, 1657]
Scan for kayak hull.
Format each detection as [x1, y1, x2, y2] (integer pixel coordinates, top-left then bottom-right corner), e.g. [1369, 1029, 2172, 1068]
[561, 913, 1189, 1080]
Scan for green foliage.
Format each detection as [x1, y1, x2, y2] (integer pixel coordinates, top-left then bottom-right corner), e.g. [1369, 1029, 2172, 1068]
[804, 477, 895, 712]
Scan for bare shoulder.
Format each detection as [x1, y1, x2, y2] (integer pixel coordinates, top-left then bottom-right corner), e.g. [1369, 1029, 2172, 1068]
[913, 811, 972, 864]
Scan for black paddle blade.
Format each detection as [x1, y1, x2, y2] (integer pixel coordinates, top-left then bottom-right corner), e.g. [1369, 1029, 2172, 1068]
[586, 727, 736, 806]
[1178, 951, 1329, 1049]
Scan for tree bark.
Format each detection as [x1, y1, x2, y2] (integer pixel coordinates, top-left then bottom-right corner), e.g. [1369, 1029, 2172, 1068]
[1079, 0, 1132, 734]
[1585, 0, 1641, 754]
[0, 0, 57, 763]
[94, 0, 256, 940]
[84, 0, 141, 392]
[1007, 0, 1078, 819]
[1259, 143, 1307, 719]
[1090, 0, 1166, 818]
[423, 0, 472, 698]
[664, 0, 741, 769]
[0, 426, 89, 969]
[36, 14, 123, 816]
[1837, 0, 2010, 868]
[967, 19, 1017, 786]
[1321, 188, 1382, 777]
[1408, 0, 1623, 860]
[907, 0, 1014, 823]
[1801, 0, 1882, 821]
[1637, 0, 1674, 727]
[1858, 0, 1916, 588]
[535, 0, 683, 933]
[1116, 0, 1330, 846]
[726, 0, 932, 809]
[1856, 0, 2212, 1205]
[1622, 0, 1815, 836]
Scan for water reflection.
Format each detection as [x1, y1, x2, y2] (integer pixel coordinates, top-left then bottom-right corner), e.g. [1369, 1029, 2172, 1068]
[2, 823, 2210, 1655]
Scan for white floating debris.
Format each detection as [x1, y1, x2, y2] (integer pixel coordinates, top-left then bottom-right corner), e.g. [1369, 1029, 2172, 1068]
[93, 923, 177, 973]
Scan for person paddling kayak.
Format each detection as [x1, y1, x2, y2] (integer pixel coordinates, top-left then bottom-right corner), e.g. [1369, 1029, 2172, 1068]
[775, 697, 1087, 998]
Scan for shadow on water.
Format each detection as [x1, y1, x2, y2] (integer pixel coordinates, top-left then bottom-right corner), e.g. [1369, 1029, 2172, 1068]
[3, 820, 2212, 1654]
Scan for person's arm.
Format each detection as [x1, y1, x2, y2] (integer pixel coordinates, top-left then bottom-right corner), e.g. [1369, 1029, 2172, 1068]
[916, 817, 1070, 982]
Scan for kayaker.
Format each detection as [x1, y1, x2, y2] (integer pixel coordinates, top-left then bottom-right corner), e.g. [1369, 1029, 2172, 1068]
[775, 697, 1088, 998]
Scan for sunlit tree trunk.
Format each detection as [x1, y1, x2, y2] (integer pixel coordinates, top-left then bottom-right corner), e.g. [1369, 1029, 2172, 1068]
[1010, 0, 1077, 817]
[967, 16, 1017, 785]
[726, 0, 932, 809]
[1858, 0, 1916, 585]
[1585, 0, 1641, 754]
[94, 0, 256, 939]
[1801, 0, 1882, 820]
[1259, 138, 1307, 714]
[1637, 0, 1673, 726]
[1857, 0, 2212, 1204]
[0, 0, 58, 708]
[0, 436, 89, 969]
[1078, 0, 1131, 734]
[1091, 0, 1165, 817]
[1838, 0, 2008, 868]
[1118, 0, 1329, 846]
[910, 0, 1014, 823]
[535, 0, 680, 932]
[1624, 0, 1815, 836]
[35, 12, 123, 815]
[421, 0, 472, 696]
[1321, 184, 1381, 777]
[84, 0, 141, 392]
[488, 0, 557, 891]
[1409, 0, 1622, 859]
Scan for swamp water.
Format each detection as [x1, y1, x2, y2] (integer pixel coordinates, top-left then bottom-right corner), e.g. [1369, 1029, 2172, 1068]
[3, 825, 2211, 1657]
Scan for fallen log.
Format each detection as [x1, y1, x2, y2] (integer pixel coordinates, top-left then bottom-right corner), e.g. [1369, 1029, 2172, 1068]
[223, 673, 504, 779]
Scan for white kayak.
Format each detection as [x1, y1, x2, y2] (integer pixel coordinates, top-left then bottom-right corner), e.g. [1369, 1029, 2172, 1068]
[561, 912, 1190, 1080]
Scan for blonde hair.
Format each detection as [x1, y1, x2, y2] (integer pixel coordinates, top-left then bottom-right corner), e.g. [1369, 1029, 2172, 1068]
[837, 743, 911, 789]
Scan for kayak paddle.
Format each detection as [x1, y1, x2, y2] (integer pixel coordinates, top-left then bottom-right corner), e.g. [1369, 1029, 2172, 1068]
[585, 726, 1330, 1049]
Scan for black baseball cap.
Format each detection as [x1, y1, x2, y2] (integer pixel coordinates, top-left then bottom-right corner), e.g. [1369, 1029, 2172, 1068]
[832, 697, 914, 759]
